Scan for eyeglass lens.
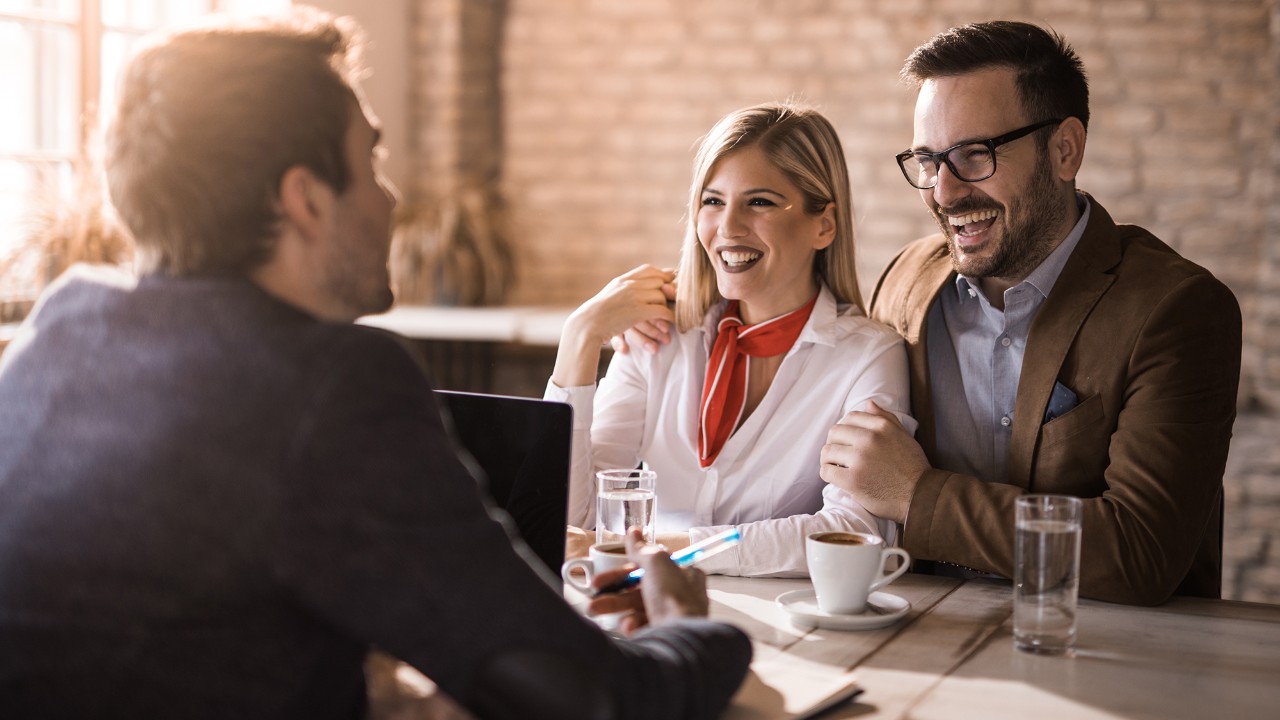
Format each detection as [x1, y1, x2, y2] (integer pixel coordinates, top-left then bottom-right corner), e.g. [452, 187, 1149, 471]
[901, 144, 994, 189]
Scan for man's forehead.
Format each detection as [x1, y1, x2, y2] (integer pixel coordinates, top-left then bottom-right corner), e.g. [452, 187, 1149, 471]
[912, 69, 1023, 147]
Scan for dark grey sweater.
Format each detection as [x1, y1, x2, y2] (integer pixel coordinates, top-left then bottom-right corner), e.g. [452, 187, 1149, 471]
[0, 266, 749, 720]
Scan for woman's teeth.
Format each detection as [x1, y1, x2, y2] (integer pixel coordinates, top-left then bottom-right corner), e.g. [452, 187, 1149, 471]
[721, 250, 761, 266]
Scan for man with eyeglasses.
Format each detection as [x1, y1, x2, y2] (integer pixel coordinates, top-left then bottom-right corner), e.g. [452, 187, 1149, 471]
[820, 21, 1241, 606]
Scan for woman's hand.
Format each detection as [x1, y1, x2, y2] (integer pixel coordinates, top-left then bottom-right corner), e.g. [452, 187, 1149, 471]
[551, 265, 676, 388]
[655, 531, 692, 555]
[564, 525, 592, 559]
[609, 270, 678, 355]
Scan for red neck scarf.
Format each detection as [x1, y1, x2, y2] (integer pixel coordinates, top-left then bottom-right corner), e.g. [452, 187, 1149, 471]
[698, 292, 819, 468]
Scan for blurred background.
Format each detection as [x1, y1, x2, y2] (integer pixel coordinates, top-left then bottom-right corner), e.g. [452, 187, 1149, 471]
[1, 0, 1276, 602]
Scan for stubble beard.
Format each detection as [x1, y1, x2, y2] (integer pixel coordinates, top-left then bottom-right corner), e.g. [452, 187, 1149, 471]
[936, 153, 1068, 282]
[324, 229, 394, 320]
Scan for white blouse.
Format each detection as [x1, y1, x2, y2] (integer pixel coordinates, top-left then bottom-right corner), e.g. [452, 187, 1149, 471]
[545, 284, 915, 577]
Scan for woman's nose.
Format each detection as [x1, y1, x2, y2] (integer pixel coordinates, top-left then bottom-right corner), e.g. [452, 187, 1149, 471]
[718, 205, 747, 238]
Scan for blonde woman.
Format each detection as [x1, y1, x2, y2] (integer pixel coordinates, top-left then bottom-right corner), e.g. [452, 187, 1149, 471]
[547, 102, 914, 576]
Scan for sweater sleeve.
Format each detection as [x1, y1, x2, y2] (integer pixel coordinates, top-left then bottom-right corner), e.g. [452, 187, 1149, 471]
[269, 330, 750, 720]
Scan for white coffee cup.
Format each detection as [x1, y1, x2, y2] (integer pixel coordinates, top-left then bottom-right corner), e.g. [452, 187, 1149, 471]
[806, 531, 910, 615]
[561, 542, 631, 594]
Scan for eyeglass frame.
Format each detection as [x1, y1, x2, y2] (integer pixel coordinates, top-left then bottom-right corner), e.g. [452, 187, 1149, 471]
[894, 118, 1065, 190]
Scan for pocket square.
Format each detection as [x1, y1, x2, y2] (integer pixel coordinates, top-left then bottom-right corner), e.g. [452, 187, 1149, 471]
[1043, 381, 1079, 424]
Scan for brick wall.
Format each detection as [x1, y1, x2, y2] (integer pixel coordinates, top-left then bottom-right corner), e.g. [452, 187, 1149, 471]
[409, 0, 504, 200]
[409, 0, 1280, 601]
[1263, 0, 1280, 411]
[1222, 0, 1280, 604]
[496, 0, 1272, 317]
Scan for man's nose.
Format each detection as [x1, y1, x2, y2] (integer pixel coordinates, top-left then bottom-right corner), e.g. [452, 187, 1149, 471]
[929, 162, 971, 209]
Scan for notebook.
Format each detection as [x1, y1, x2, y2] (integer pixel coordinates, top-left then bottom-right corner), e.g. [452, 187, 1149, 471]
[435, 390, 573, 575]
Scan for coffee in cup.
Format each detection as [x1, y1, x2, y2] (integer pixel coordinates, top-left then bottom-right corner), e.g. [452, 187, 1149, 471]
[806, 531, 910, 615]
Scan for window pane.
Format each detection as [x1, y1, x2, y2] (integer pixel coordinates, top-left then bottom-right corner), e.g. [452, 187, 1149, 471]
[0, 0, 77, 17]
[41, 22, 79, 154]
[0, 20, 77, 155]
[102, 0, 217, 30]
[0, 21, 36, 153]
[102, 0, 154, 28]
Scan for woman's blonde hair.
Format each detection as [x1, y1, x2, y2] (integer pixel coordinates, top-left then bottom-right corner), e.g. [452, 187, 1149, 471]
[674, 101, 863, 331]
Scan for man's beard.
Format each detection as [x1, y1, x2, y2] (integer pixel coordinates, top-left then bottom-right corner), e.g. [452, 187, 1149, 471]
[935, 154, 1068, 281]
[323, 231, 394, 320]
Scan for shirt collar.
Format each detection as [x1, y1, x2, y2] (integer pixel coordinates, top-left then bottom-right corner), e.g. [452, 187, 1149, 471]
[954, 192, 1092, 303]
[699, 282, 844, 351]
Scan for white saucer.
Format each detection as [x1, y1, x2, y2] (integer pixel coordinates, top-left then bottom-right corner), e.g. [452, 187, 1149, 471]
[776, 589, 911, 631]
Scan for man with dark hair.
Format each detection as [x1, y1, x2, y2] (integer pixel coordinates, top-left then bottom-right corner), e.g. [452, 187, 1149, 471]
[821, 21, 1241, 606]
[0, 8, 749, 719]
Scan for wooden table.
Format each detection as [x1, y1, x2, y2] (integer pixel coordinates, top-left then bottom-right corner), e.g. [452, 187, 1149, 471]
[712, 574, 1280, 719]
[379, 574, 1280, 719]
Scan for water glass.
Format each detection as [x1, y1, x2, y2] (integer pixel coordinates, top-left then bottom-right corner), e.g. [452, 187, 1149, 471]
[1014, 494, 1082, 655]
[595, 469, 655, 545]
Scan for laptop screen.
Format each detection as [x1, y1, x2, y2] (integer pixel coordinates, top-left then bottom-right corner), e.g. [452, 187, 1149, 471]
[434, 390, 572, 576]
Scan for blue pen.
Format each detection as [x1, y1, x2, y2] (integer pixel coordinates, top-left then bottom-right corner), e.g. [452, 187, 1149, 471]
[590, 527, 742, 597]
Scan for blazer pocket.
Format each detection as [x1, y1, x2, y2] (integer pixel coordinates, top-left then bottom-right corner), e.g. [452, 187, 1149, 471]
[1034, 393, 1108, 492]
[1038, 392, 1104, 448]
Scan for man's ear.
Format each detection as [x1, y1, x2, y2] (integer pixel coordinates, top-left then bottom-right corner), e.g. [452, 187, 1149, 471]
[1052, 117, 1086, 183]
[277, 165, 328, 242]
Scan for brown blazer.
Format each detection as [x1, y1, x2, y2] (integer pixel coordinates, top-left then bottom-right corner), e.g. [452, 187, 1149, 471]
[869, 196, 1240, 605]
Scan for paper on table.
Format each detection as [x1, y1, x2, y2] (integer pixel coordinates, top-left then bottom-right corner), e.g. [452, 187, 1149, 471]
[722, 661, 862, 720]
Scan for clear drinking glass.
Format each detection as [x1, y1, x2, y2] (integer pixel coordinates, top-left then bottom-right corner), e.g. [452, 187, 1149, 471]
[1014, 494, 1083, 655]
[595, 469, 655, 545]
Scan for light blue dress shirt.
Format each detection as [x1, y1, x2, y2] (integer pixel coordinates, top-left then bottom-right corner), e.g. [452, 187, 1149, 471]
[927, 195, 1091, 485]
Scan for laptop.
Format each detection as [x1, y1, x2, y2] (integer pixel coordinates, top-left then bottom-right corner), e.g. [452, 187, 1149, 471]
[434, 390, 573, 576]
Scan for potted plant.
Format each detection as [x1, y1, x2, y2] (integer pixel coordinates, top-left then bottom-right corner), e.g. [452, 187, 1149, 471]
[389, 185, 515, 307]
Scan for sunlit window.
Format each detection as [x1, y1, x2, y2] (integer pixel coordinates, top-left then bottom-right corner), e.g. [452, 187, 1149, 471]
[0, 0, 289, 311]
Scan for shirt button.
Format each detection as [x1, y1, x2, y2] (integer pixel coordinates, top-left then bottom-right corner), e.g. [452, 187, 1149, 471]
[967, 287, 978, 299]
[1001, 416, 1011, 427]
[1001, 337, 1011, 347]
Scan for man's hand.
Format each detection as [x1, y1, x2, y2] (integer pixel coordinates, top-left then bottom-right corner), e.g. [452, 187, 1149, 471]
[586, 529, 708, 635]
[820, 400, 929, 523]
[609, 269, 677, 355]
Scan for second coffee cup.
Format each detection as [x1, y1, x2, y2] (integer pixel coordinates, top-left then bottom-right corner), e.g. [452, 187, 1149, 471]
[806, 531, 910, 615]
[561, 542, 630, 594]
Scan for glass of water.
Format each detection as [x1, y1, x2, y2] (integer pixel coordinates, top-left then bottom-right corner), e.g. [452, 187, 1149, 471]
[1014, 494, 1082, 655]
[595, 469, 656, 545]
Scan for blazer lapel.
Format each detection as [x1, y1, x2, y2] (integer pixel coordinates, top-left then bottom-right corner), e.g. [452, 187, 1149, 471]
[1007, 198, 1121, 487]
[901, 247, 955, 460]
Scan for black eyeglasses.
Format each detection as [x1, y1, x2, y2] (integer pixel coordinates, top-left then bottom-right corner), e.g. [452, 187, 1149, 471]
[895, 118, 1064, 190]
